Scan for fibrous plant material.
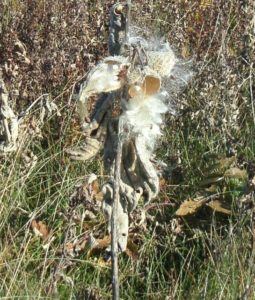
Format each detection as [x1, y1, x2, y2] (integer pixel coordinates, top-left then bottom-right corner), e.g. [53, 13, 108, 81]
[68, 2, 191, 258]
[0, 75, 60, 159]
[0, 77, 19, 153]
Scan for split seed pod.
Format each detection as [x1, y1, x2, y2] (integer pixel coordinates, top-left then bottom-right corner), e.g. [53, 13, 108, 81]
[142, 74, 161, 96]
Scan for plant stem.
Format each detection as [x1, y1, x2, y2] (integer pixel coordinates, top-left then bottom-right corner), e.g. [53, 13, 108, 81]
[111, 118, 123, 300]
[111, 1, 131, 298]
[125, 0, 131, 44]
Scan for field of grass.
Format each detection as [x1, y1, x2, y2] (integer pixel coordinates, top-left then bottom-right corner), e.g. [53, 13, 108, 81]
[0, 0, 254, 299]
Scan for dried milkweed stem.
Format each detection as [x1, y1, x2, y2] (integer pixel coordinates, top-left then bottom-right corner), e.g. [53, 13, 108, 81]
[111, 2, 131, 299]
[111, 122, 122, 300]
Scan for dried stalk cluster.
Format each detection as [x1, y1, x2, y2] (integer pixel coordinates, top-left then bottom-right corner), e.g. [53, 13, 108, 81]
[68, 3, 190, 252]
[0, 73, 60, 157]
[0, 77, 19, 153]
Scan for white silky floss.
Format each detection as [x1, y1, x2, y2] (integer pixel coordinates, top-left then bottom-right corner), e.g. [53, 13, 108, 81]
[80, 56, 130, 97]
[122, 92, 168, 153]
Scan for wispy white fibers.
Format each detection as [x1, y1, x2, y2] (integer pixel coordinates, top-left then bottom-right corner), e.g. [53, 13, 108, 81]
[79, 56, 130, 98]
[122, 92, 168, 152]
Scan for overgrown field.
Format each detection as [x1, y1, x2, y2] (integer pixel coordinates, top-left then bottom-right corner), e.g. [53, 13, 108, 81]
[0, 0, 254, 299]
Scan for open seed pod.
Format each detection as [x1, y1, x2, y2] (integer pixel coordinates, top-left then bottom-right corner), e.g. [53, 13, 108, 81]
[128, 68, 143, 85]
[128, 67, 161, 97]
[142, 74, 161, 96]
[147, 49, 176, 77]
[128, 84, 143, 98]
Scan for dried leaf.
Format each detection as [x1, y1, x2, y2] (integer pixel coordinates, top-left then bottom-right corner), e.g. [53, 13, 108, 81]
[207, 200, 231, 215]
[175, 198, 207, 216]
[93, 235, 111, 250]
[125, 239, 139, 259]
[88, 235, 111, 256]
[91, 179, 100, 193]
[199, 176, 224, 187]
[31, 220, 49, 239]
[95, 191, 104, 201]
[203, 156, 236, 177]
[69, 173, 101, 208]
[97, 257, 111, 268]
[224, 167, 248, 180]
[64, 242, 76, 257]
[64, 235, 90, 257]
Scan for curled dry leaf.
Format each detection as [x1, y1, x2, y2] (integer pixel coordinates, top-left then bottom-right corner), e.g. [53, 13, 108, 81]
[31, 219, 49, 240]
[69, 173, 102, 208]
[206, 200, 231, 215]
[89, 235, 111, 256]
[176, 197, 232, 217]
[64, 236, 89, 257]
[125, 238, 139, 259]
[175, 198, 207, 217]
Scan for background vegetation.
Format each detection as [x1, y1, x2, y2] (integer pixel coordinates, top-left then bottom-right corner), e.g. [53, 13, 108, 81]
[0, 0, 254, 299]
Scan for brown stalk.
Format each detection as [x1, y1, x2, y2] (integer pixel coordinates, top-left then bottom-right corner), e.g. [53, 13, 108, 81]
[111, 2, 132, 299]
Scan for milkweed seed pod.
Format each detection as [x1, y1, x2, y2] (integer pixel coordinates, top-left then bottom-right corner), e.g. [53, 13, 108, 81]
[78, 56, 130, 124]
[128, 66, 161, 97]
[147, 48, 176, 77]
[127, 67, 143, 86]
[79, 56, 130, 99]
[142, 68, 161, 96]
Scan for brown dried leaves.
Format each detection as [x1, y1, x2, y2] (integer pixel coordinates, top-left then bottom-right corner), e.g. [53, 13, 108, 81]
[31, 220, 50, 240]
[175, 197, 231, 217]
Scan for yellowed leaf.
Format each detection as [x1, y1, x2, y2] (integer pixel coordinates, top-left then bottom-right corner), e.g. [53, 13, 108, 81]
[199, 176, 224, 187]
[224, 167, 248, 180]
[207, 200, 231, 215]
[181, 45, 190, 58]
[175, 198, 207, 216]
[95, 191, 104, 201]
[217, 156, 236, 171]
[203, 156, 236, 178]
[97, 257, 111, 268]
